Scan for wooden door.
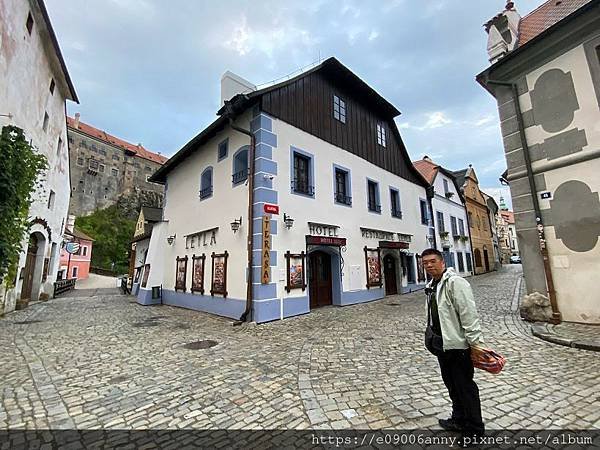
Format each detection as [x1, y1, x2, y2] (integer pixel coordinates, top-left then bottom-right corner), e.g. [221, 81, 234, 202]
[383, 255, 397, 295]
[484, 249, 490, 272]
[20, 236, 38, 300]
[309, 251, 332, 308]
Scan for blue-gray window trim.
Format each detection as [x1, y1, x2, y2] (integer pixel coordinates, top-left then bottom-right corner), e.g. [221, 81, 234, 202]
[389, 186, 402, 219]
[217, 138, 229, 162]
[200, 166, 213, 200]
[437, 211, 445, 232]
[332, 163, 352, 207]
[366, 178, 381, 214]
[232, 145, 249, 186]
[290, 146, 315, 199]
[419, 198, 429, 225]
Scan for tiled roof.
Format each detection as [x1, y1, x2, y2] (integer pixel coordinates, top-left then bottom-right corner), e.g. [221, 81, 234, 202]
[67, 116, 168, 165]
[501, 210, 515, 224]
[412, 159, 439, 185]
[66, 228, 94, 242]
[518, 0, 592, 47]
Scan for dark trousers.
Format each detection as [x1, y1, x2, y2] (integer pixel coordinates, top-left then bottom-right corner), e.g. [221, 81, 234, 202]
[437, 349, 485, 434]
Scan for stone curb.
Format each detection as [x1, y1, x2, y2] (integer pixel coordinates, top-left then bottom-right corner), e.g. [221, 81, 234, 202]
[531, 324, 600, 352]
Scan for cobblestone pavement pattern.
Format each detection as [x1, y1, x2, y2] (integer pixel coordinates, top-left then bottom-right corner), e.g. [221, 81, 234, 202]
[1, 266, 599, 431]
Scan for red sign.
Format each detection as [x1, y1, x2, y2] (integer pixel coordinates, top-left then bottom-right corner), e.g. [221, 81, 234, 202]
[306, 236, 347, 246]
[264, 204, 279, 215]
[379, 241, 409, 249]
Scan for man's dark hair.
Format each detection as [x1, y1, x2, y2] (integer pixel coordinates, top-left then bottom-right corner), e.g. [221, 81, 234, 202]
[421, 248, 443, 260]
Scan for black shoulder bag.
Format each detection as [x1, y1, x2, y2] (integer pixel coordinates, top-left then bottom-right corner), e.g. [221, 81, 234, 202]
[424, 286, 444, 356]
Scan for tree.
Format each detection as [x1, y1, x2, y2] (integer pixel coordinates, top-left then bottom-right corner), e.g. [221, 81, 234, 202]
[0, 126, 48, 285]
[75, 205, 135, 274]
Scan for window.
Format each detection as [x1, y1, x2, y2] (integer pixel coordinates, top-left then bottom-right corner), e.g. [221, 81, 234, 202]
[443, 179, 450, 194]
[390, 188, 401, 218]
[457, 252, 465, 272]
[26, 12, 34, 34]
[100, 149, 107, 156]
[72, 266, 78, 278]
[42, 112, 49, 132]
[458, 218, 465, 236]
[80, 141, 88, 149]
[89, 159, 99, 171]
[333, 95, 346, 123]
[367, 180, 381, 213]
[451, 216, 458, 236]
[468, 211, 474, 228]
[334, 167, 351, 205]
[99, 164, 105, 173]
[218, 139, 228, 161]
[112, 155, 120, 161]
[292, 152, 313, 196]
[47, 190, 55, 210]
[134, 162, 140, 168]
[112, 168, 118, 176]
[437, 211, 445, 233]
[420, 199, 429, 225]
[232, 147, 248, 185]
[376, 123, 386, 147]
[200, 167, 213, 199]
[145, 166, 151, 172]
[68, 136, 73, 144]
[82, 246, 87, 256]
[91, 143, 98, 152]
[77, 157, 84, 166]
[49, 79, 55, 95]
[465, 252, 473, 272]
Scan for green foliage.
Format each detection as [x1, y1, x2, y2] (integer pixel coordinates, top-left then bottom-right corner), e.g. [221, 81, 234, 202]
[75, 205, 135, 274]
[0, 126, 48, 285]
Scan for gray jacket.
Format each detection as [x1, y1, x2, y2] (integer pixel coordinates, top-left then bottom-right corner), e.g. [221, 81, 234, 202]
[425, 268, 484, 351]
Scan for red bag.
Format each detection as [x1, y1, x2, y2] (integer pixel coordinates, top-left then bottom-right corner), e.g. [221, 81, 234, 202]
[471, 347, 506, 374]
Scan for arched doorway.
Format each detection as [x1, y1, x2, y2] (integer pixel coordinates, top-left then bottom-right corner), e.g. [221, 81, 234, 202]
[383, 254, 398, 295]
[308, 250, 332, 308]
[483, 247, 490, 272]
[20, 232, 46, 303]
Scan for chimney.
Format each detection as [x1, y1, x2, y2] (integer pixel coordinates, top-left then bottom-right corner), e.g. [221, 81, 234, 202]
[423, 155, 432, 162]
[484, 1, 521, 64]
[221, 71, 256, 107]
[73, 112, 80, 129]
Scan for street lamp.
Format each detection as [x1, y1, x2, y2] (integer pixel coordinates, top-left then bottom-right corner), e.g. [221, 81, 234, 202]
[283, 213, 294, 230]
[231, 217, 242, 233]
[167, 234, 176, 245]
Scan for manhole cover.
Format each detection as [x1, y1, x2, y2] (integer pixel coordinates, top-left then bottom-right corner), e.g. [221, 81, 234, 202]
[109, 375, 129, 384]
[182, 340, 218, 350]
[132, 322, 160, 327]
[14, 320, 43, 325]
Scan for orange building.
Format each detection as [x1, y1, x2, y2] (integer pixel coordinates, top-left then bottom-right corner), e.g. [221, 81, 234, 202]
[59, 228, 94, 280]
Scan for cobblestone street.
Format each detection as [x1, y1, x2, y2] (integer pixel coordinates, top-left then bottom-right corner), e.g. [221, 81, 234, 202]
[1, 265, 599, 432]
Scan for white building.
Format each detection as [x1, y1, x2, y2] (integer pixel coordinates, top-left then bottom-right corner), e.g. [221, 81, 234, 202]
[413, 157, 473, 276]
[0, 0, 78, 312]
[141, 58, 433, 323]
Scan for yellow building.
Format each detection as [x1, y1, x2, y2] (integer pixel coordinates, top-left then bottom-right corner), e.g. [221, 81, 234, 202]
[452, 167, 495, 274]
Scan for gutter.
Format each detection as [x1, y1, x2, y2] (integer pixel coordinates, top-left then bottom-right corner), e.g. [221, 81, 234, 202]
[486, 79, 561, 324]
[223, 102, 256, 323]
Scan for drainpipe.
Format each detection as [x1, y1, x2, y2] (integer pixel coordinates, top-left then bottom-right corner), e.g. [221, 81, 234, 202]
[487, 79, 561, 324]
[228, 117, 256, 323]
[426, 186, 437, 249]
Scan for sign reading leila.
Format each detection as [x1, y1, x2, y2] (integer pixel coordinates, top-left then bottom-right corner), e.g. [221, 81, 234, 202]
[308, 222, 339, 237]
[185, 228, 217, 249]
[262, 216, 271, 284]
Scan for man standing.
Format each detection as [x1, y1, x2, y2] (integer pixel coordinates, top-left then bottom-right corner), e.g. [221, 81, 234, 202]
[421, 248, 485, 442]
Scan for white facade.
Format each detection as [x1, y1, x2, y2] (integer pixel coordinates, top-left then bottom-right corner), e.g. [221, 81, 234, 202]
[508, 224, 519, 255]
[430, 172, 473, 276]
[0, 0, 77, 312]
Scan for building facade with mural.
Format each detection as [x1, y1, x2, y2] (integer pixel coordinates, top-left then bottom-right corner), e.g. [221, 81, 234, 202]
[479, 0, 599, 323]
[0, 0, 78, 312]
[67, 114, 168, 217]
[141, 58, 432, 323]
[452, 167, 495, 275]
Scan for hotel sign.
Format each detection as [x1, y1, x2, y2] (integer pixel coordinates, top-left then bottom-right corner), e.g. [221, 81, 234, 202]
[306, 236, 346, 246]
[262, 216, 271, 284]
[308, 222, 339, 237]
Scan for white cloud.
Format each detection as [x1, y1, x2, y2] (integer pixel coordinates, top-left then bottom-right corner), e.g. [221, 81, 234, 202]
[423, 111, 452, 129]
[480, 158, 506, 175]
[368, 30, 379, 41]
[474, 116, 494, 127]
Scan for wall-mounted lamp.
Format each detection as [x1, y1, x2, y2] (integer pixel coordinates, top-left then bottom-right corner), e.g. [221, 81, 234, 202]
[283, 213, 294, 230]
[231, 217, 242, 233]
[167, 234, 176, 245]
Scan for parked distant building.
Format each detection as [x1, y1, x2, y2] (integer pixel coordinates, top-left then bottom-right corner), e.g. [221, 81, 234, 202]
[413, 157, 473, 276]
[130, 207, 163, 295]
[478, 0, 599, 323]
[500, 207, 519, 257]
[495, 199, 513, 264]
[139, 58, 432, 323]
[0, 0, 78, 312]
[59, 227, 93, 280]
[452, 167, 495, 274]
[67, 114, 168, 217]
[483, 193, 502, 270]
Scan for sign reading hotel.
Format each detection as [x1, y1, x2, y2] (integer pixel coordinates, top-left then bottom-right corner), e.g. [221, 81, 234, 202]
[261, 216, 271, 284]
[308, 222, 339, 237]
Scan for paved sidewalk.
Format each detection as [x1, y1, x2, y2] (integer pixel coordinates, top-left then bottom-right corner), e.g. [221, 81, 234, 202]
[531, 321, 600, 352]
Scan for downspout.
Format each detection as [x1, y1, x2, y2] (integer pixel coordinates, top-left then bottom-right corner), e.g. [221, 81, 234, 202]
[228, 118, 256, 323]
[464, 206, 476, 276]
[426, 186, 437, 249]
[487, 79, 561, 323]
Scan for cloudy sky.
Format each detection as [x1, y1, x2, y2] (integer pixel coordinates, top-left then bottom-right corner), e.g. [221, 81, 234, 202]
[46, 0, 545, 209]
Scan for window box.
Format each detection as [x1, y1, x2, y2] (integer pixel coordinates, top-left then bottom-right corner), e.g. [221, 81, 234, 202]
[439, 231, 450, 239]
[460, 235, 469, 243]
[445, 191, 454, 199]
